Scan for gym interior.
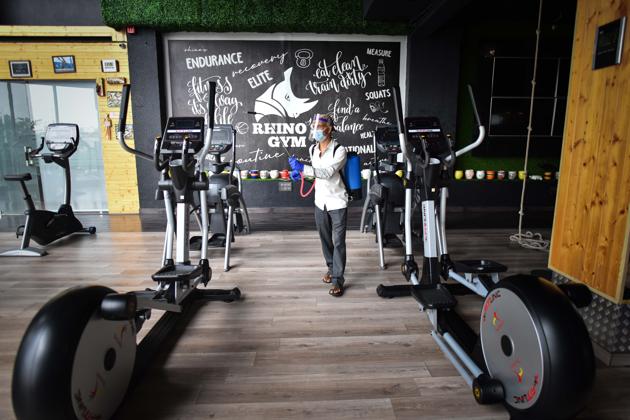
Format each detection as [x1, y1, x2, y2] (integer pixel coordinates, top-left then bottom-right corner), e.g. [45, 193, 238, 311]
[1, 0, 629, 418]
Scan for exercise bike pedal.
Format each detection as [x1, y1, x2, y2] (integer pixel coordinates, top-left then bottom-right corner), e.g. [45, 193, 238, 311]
[15, 225, 25, 238]
[411, 283, 457, 310]
[472, 374, 504, 405]
[452, 259, 507, 275]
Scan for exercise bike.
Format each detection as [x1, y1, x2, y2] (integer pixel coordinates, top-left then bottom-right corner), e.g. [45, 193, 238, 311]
[377, 85, 595, 419]
[1, 123, 95, 257]
[11, 82, 241, 420]
[189, 124, 251, 272]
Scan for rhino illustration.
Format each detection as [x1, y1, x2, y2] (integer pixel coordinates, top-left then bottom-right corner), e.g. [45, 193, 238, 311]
[254, 67, 318, 122]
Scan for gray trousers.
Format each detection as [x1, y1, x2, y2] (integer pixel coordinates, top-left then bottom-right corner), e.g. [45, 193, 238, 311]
[314, 206, 347, 287]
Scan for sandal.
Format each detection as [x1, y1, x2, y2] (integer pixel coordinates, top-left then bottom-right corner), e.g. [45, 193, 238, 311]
[329, 286, 344, 297]
[322, 273, 332, 284]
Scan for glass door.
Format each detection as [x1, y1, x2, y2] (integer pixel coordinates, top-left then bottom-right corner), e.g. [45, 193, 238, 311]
[0, 81, 43, 215]
[0, 80, 108, 214]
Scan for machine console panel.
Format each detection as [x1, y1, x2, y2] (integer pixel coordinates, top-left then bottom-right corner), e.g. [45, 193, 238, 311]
[44, 123, 79, 154]
[405, 117, 450, 158]
[161, 117, 205, 154]
[208, 124, 235, 154]
[374, 125, 401, 155]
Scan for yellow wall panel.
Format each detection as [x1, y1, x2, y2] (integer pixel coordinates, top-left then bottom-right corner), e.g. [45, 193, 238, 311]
[0, 33, 139, 214]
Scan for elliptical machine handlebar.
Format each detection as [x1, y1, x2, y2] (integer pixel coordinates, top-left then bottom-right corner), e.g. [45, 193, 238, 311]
[391, 86, 415, 177]
[197, 81, 217, 172]
[153, 136, 169, 172]
[118, 84, 153, 162]
[449, 85, 485, 159]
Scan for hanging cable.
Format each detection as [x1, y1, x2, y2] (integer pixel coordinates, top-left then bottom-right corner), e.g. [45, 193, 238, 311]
[509, 0, 551, 251]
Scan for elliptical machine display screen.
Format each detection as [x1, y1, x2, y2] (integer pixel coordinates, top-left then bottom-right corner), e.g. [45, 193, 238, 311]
[374, 125, 400, 154]
[208, 124, 235, 154]
[405, 117, 450, 159]
[161, 117, 205, 153]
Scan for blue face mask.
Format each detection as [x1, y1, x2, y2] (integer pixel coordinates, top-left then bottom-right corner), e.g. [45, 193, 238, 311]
[313, 129, 326, 142]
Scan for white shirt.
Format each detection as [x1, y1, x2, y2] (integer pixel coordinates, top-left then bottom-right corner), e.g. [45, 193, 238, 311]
[303, 139, 348, 211]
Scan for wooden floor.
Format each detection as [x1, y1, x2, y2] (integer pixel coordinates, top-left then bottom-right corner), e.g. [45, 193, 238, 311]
[0, 226, 629, 419]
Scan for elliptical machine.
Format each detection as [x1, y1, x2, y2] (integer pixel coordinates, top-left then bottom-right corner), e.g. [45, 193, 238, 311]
[11, 83, 241, 420]
[189, 124, 251, 272]
[1, 124, 95, 257]
[377, 85, 595, 419]
[360, 125, 406, 269]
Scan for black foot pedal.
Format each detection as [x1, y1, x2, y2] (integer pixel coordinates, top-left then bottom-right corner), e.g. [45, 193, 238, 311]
[411, 284, 457, 309]
[452, 259, 507, 274]
[383, 234, 403, 248]
[209, 233, 226, 247]
[376, 284, 411, 298]
[190, 234, 226, 250]
[152, 264, 202, 284]
[189, 236, 202, 251]
[195, 287, 241, 302]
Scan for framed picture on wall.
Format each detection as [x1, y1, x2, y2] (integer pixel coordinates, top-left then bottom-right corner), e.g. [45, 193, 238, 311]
[593, 17, 626, 69]
[52, 55, 76, 73]
[107, 91, 122, 108]
[101, 59, 119, 73]
[114, 123, 133, 139]
[9, 60, 32, 78]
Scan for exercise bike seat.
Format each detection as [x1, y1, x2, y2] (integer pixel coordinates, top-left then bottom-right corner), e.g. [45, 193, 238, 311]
[4, 173, 32, 182]
[452, 259, 507, 274]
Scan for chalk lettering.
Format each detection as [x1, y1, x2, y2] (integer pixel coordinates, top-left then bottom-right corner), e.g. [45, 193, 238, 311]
[186, 52, 244, 69]
[231, 52, 289, 77]
[365, 89, 392, 101]
[366, 48, 392, 58]
[362, 114, 389, 125]
[247, 70, 274, 89]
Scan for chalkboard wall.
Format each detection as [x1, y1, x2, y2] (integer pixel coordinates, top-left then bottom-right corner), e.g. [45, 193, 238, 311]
[165, 37, 403, 171]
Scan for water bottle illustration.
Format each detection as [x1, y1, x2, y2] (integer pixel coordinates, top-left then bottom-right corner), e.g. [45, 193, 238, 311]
[377, 59, 386, 87]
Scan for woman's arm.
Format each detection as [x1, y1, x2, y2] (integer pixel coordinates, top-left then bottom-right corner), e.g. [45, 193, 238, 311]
[303, 146, 347, 180]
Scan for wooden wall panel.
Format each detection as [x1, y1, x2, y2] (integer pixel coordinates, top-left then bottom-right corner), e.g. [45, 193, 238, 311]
[0, 30, 139, 213]
[550, 0, 630, 303]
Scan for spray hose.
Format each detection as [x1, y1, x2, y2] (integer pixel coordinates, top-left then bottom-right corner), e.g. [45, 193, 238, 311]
[300, 172, 316, 198]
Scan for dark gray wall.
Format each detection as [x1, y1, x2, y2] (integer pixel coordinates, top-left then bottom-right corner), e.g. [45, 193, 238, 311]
[127, 27, 464, 209]
[127, 28, 167, 208]
[0, 0, 104, 25]
[405, 24, 463, 137]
